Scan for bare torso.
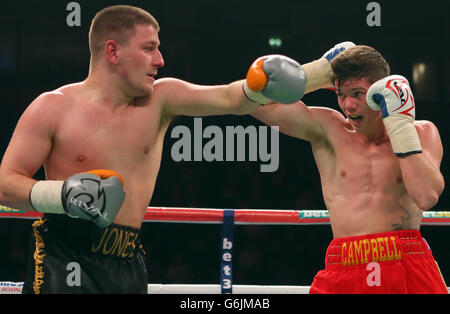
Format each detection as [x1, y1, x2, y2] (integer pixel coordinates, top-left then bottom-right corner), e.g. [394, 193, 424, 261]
[312, 111, 424, 238]
[44, 82, 170, 228]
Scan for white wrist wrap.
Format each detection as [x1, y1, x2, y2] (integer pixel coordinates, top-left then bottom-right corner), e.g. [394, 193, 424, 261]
[303, 58, 333, 94]
[242, 81, 271, 105]
[29, 180, 65, 214]
[383, 116, 422, 157]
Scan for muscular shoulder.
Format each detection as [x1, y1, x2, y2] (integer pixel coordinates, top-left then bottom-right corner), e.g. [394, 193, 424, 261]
[153, 77, 210, 100]
[414, 120, 442, 147]
[414, 120, 440, 139]
[21, 87, 75, 134]
[153, 77, 182, 87]
[414, 120, 438, 131]
[153, 77, 187, 96]
[30, 92, 69, 114]
[414, 120, 443, 168]
[151, 77, 186, 105]
[29, 83, 80, 113]
[310, 106, 346, 125]
[148, 78, 192, 126]
[309, 106, 347, 141]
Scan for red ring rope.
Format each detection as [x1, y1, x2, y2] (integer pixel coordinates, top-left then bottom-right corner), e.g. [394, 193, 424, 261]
[1, 205, 449, 225]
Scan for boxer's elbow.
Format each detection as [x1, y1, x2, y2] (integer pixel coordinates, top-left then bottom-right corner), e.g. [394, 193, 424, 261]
[0, 173, 26, 208]
[409, 171, 444, 210]
[426, 175, 446, 209]
[0, 177, 8, 206]
[416, 183, 444, 210]
[416, 193, 438, 211]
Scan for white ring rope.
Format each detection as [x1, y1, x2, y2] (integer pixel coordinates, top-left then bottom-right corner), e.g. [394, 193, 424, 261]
[0, 282, 311, 294]
[1, 282, 449, 294]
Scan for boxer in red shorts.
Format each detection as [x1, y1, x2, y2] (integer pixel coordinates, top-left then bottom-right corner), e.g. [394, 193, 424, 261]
[249, 44, 447, 293]
[309, 230, 447, 293]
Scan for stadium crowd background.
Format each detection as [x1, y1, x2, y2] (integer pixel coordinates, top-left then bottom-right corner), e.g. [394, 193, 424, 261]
[0, 0, 449, 287]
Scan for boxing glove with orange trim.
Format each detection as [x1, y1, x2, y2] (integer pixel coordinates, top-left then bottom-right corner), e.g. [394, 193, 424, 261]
[243, 55, 306, 104]
[30, 169, 125, 227]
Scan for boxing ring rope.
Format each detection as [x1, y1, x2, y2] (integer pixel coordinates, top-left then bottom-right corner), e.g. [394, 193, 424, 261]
[1, 205, 450, 294]
[2, 205, 450, 225]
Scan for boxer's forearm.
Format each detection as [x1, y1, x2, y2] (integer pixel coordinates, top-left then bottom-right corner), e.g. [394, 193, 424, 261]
[302, 41, 356, 94]
[0, 172, 37, 211]
[226, 80, 261, 115]
[302, 58, 333, 94]
[399, 153, 444, 210]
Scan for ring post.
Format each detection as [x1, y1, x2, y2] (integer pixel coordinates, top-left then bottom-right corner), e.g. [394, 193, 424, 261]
[220, 209, 235, 294]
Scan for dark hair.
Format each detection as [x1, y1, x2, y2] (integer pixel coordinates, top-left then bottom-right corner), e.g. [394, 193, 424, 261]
[330, 45, 390, 89]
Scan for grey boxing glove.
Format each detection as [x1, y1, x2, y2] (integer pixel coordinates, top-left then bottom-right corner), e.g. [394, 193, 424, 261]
[243, 55, 306, 104]
[30, 169, 125, 227]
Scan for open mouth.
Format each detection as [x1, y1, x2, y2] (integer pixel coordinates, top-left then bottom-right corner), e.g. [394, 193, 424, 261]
[348, 115, 363, 123]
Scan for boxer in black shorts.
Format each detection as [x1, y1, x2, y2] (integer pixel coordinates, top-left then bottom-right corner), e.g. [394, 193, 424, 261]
[22, 214, 147, 294]
[0, 5, 303, 293]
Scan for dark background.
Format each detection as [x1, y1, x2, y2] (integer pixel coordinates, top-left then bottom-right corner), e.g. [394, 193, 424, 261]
[0, 0, 449, 287]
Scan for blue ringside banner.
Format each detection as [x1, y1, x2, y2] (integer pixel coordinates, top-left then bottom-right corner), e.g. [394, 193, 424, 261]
[220, 209, 235, 294]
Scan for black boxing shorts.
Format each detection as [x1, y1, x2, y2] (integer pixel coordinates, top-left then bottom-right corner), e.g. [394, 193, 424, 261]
[22, 214, 147, 294]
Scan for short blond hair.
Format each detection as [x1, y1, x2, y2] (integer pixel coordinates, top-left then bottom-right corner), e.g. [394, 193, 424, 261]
[89, 5, 159, 62]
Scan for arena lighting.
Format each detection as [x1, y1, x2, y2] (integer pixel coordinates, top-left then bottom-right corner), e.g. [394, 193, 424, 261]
[412, 60, 437, 102]
[268, 36, 282, 48]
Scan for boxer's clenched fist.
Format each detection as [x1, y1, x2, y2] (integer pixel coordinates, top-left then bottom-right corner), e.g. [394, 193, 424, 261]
[366, 75, 422, 157]
[30, 169, 125, 227]
[243, 55, 306, 104]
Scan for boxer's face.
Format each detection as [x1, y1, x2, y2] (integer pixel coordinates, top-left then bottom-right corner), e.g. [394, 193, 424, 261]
[117, 24, 164, 97]
[335, 77, 382, 133]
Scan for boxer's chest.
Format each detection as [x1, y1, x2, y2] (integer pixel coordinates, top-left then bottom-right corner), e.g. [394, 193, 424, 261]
[333, 137, 405, 195]
[49, 102, 165, 169]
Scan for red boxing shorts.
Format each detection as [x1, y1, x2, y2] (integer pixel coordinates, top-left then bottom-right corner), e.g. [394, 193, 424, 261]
[309, 230, 448, 294]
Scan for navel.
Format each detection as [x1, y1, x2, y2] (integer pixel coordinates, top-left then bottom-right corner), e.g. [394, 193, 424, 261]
[144, 146, 149, 155]
[77, 155, 86, 162]
[397, 176, 403, 184]
[340, 170, 347, 178]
